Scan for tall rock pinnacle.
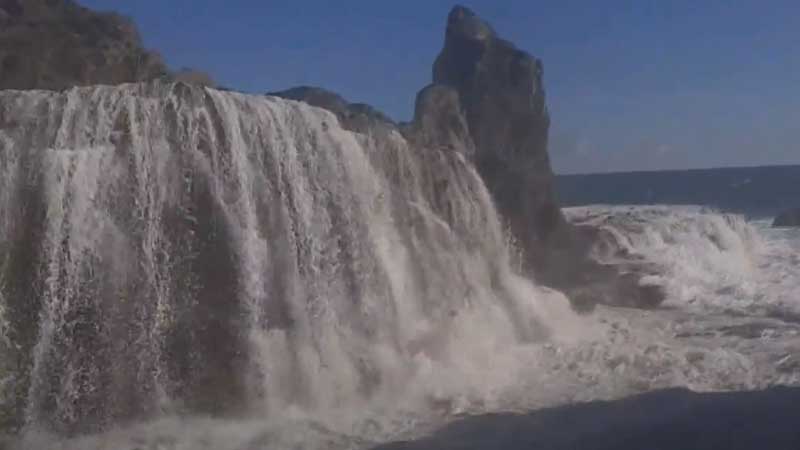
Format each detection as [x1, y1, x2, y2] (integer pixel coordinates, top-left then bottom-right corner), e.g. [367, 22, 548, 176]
[432, 5, 565, 273]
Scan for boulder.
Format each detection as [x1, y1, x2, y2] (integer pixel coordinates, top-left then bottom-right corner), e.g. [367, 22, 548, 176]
[272, 6, 667, 311]
[773, 209, 800, 227]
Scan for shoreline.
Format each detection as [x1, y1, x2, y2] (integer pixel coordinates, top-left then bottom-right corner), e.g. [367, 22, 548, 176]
[374, 386, 800, 450]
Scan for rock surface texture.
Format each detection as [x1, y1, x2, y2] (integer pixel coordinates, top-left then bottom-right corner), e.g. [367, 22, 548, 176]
[773, 208, 800, 227]
[269, 86, 396, 134]
[374, 387, 800, 450]
[431, 6, 565, 269]
[403, 84, 476, 157]
[272, 6, 665, 310]
[423, 6, 663, 308]
[0, 0, 167, 90]
[0, 0, 688, 441]
[0, 2, 666, 357]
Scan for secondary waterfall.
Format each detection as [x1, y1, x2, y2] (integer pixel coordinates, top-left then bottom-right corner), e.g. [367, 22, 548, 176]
[0, 82, 573, 436]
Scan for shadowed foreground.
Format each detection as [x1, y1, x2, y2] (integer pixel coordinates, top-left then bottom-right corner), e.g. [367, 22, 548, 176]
[375, 387, 800, 450]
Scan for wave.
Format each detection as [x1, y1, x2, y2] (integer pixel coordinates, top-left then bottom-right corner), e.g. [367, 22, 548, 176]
[566, 205, 799, 315]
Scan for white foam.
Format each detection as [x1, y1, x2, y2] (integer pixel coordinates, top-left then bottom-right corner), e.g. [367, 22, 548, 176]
[2, 84, 799, 449]
[0, 83, 588, 447]
[565, 205, 799, 314]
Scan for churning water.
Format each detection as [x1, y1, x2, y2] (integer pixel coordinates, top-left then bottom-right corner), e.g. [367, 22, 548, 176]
[1, 84, 798, 449]
[0, 82, 581, 448]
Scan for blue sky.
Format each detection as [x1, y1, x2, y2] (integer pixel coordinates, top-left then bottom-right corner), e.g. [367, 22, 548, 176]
[82, 0, 800, 174]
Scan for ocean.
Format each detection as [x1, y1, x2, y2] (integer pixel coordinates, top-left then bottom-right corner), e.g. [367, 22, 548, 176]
[556, 165, 800, 217]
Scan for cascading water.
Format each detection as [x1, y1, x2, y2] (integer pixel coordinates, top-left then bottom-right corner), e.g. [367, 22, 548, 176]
[4, 84, 799, 450]
[0, 82, 577, 440]
[565, 205, 767, 312]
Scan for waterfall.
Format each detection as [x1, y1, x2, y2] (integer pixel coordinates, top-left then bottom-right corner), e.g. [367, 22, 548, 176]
[0, 82, 573, 435]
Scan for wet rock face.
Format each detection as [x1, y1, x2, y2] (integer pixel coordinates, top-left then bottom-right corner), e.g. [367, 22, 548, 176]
[404, 84, 475, 156]
[0, 0, 168, 91]
[773, 209, 800, 228]
[268, 86, 395, 134]
[274, 6, 563, 274]
[272, 7, 663, 311]
[432, 5, 564, 270]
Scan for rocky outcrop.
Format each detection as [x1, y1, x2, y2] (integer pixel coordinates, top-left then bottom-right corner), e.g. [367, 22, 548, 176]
[0, 1, 663, 311]
[271, 6, 564, 265]
[403, 84, 475, 156]
[431, 6, 565, 271]
[773, 209, 800, 227]
[0, 0, 168, 90]
[374, 387, 800, 450]
[270, 6, 561, 271]
[269, 86, 395, 134]
[423, 6, 663, 309]
[271, 6, 664, 310]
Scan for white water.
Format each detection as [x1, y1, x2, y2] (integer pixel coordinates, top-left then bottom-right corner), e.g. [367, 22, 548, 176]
[561, 206, 800, 391]
[566, 205, 800, 315]
[0, 83, 583, 448]
[14, 203, 800, 450]
[1, 84, 799, 449]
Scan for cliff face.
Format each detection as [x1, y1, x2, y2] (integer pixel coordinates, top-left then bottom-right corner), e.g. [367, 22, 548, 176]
[0, 0, 663, 334]
[0, 0, 167, 90]
[773, 208, 800, 228]
[404, 84, 475, 156]
[274, 8, 563, 271]
[431, 6, 565, 271]
[272, 7, 663, 310]
[422, 6, 664, 309]
[0, 2, 673, 437]
[268, 86, 396, 134]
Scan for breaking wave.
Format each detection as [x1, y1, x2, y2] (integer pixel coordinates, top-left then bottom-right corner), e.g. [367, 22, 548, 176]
[564, 205, 798, 314]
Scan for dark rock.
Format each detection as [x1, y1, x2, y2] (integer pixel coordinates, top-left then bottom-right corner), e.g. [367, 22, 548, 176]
[268, 86, 395, 134]
[773, 208, 800, 227]
[403, 84, 475, 156]
[373, 387, 800, 450]
[272, 6, 667, 311]
[432, 5, 564, 272]
[0, 0, 168, 91]
[554, 222, 668, 310]
[0, 0, 24, 17]
[173, 67, 216, 87]
[420, 6, 669, 311]
[267, 5, 564, 281]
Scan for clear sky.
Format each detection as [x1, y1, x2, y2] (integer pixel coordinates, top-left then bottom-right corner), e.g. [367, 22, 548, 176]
[81, 0, 800, 174]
